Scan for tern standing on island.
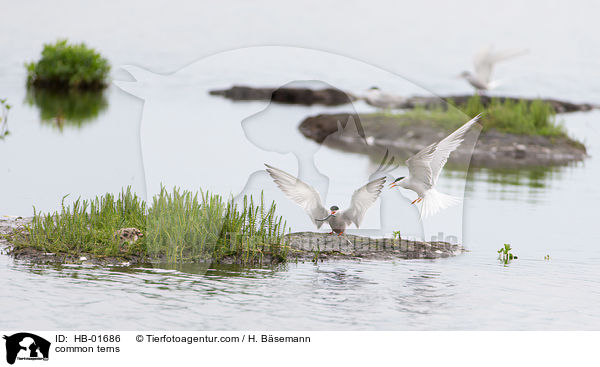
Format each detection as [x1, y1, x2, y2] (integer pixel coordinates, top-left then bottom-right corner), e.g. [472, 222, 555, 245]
[389, 114, 482, 219]
[265, 164, 385, 235]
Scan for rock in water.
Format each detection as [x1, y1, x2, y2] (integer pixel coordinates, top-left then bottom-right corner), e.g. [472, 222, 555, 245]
[285, 232, 465, 260]
[209, 85, 355, 106]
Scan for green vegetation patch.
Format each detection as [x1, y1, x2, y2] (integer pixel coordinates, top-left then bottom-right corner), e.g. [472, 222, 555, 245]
[498, 243, 518, 265]
[377, 95, 568, 137]
[11, 187, 290, 264]
[26, 40, 111, 90]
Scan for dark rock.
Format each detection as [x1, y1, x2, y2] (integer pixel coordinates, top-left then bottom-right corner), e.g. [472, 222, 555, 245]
[299, 113, 361, 143]
[286, 232, 465, 260]
[209, 85, 355, 106]
[514, 144, 527, 159]
[298, 113, 588, 168]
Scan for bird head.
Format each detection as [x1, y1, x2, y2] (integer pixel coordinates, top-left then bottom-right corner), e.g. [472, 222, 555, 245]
[389, 176, 405, 189]
[329, 205, 339, 215]
[362, 86, 381, 100]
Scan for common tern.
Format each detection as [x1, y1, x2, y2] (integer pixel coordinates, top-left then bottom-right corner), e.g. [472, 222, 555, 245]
[390, 114, 482, 219]
[265, 164, 385, 235]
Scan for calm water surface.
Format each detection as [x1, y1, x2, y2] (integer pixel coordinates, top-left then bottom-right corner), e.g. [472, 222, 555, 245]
[1, 0, 599, 330]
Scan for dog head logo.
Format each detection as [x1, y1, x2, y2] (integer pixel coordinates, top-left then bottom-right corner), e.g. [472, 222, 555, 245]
[3, 333, 50, 365]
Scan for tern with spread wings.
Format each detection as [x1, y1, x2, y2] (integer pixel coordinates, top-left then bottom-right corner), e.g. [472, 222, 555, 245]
[390, 114, 482, 219]
[265, 164, 385, 235]
[460, 46, 528, 92]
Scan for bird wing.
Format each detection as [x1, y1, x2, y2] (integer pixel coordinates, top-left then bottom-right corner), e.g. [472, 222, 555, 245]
[406, 114, 481, 187]
[473, 46, 496, 84]
[429, 114, 482, 184]
[265, 164, 328, 228]
[406, 142, 437, 189]
[474, 46, 528, 84]
[340, 177, 386, 228]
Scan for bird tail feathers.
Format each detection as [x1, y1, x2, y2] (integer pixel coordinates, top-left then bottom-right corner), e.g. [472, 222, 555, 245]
[419, 189, 461, 219]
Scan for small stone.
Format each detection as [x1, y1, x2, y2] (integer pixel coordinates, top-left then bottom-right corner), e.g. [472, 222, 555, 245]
[514, 144, 527, 159]
[79, 256, 87, 261]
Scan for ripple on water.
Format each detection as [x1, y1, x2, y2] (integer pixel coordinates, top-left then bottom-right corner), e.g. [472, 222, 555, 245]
[1, 249, 600, 330]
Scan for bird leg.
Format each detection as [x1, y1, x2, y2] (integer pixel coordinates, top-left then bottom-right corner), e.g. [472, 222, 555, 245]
[329, 231, 334, 235]
[337, 232, 344, 236]
[417, 197, 423, 203]
[411, 197, 423, 204]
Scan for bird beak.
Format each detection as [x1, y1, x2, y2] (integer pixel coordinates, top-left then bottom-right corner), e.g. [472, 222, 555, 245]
[331, 211, 336, 215]
[389, 182, 397, 188]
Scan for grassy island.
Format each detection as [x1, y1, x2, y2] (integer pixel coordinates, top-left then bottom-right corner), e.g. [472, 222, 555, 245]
[26, 40, 111, 90]
[8, 187, 290, 264]
[380, 95, 566, 137]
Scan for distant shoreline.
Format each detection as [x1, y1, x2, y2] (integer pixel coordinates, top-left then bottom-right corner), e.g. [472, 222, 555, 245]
[209, 85, 598, 113]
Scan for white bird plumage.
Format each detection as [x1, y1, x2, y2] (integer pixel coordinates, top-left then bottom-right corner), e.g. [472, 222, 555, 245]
[265, 164, 385, 234]
[390, 114, 482, 219]
[460, 46, 528, 92]
[361, 87, 406, 109]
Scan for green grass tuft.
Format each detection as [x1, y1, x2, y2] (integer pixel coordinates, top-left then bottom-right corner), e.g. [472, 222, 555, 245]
[23, 188, 146, 256]
[26, 39, 110, 90]
[497, 243, 517, 265]
[15, 187, 290, 264]
[458, 95, 564, 136]
[379, 95, 567, 137]
[145, 186, 226, 262]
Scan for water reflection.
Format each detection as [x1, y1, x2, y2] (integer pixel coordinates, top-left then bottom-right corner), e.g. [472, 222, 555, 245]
[131, 262, 288, 277]
[25, 87, 108, 130]
[469, 166, 566, 189]
[462, 165, 573, 203]
[4, 253, 600, 330]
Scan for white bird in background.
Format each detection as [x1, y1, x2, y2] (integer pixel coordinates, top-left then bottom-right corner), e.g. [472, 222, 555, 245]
[389, 114, 482, 219]
[265, 164, 385, 235]
[362, 86, 406, 109]
[459, 46, 528, 92]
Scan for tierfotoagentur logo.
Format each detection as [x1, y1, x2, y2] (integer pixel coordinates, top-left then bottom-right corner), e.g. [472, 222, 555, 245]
[3, 333, 50, 365]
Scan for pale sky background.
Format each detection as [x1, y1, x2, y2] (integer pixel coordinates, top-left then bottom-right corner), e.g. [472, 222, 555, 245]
[2, 0, 599, 101]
